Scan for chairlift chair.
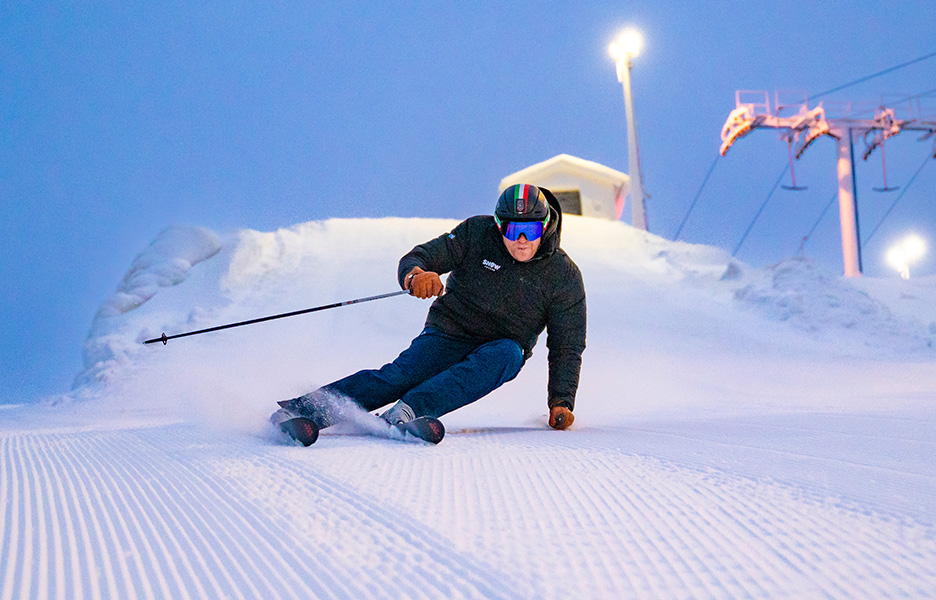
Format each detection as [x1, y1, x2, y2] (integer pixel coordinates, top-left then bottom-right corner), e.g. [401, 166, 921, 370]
[872, 139, 900, 192]
[781, 136, 808, 191]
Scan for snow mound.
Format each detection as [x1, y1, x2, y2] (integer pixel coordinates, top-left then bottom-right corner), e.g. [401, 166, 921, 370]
[66, 216, 935, 409]
[733, 257, 935, 351]
[73, 226, 222, 395]
[93, 226, 221, 321]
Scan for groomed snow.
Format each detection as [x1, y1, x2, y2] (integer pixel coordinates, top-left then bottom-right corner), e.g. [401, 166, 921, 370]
[2, 216, 935, 599]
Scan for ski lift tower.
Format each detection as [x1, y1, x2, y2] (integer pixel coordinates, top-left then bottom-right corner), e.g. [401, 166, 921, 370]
[719, 91, 936, 277]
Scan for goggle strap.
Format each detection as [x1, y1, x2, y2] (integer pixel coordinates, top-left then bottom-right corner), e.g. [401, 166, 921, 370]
[495, 214, 549, 231]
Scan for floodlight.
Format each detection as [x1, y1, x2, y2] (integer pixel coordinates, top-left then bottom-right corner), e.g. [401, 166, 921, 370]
[902, 234, 926, 261]
[887, 234, 927, 279]
[609, 29, 643, 61]
[887, 247, 907, 271]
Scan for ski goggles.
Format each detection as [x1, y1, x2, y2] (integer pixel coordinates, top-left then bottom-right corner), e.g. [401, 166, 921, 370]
[495, 215, 549, 241]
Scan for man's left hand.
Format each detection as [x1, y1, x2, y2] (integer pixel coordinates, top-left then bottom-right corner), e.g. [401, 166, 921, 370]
[549, 406, 574, 430]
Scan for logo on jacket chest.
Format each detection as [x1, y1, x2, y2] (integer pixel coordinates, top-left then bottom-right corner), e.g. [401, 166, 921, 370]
[482, 259, 502, 272]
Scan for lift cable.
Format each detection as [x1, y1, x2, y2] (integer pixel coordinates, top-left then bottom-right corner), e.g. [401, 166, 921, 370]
[898, 86, 936, 102]
[673, 155, 719, 241]
[800, 192, 839, 251]
[862, 153, 933, 248]
[732, 163, 788, 257]
[810, 50, 936, 101]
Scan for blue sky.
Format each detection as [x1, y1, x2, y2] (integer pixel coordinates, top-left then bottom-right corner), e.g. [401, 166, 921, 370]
[2, 1, 935, 401]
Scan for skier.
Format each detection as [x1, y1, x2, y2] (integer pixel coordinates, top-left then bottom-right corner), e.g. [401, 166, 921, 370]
[272, 183, 586, 442]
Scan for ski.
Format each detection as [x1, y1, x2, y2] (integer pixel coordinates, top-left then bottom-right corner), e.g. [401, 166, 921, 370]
[279, 417, 320, 446]
[387, 416, 445, 445]
[277, 413, 444, 446]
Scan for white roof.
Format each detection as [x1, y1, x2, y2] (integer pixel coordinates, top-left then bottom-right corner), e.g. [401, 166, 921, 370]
[499, 154, 629, 190]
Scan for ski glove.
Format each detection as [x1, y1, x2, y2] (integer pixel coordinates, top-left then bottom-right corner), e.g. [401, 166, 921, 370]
[405, 267, 444, 299]
[549, 406, 574, 430]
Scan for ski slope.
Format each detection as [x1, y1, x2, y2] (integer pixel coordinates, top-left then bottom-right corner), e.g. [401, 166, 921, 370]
[2, 216, 935, 599]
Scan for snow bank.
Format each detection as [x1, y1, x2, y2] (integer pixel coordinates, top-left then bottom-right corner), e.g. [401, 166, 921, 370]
[93, 226, 222, 321]
[67, 216, 935, 417]
[73, 226, 222, 394]
[733, 257, 936, 352]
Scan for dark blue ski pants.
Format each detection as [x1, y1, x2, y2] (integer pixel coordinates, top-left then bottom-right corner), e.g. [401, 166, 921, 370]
[323, 327, 525, 419]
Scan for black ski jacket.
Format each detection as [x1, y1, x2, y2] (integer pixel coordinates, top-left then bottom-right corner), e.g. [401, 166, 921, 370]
[397, 190, 586, 411]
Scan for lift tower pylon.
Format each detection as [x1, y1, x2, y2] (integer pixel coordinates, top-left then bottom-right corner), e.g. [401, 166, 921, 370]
[719, 91, 936, 277]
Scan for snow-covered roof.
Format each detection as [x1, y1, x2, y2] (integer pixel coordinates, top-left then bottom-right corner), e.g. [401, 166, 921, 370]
[499, 153, 629, 191]
[499, 154, 630, 220]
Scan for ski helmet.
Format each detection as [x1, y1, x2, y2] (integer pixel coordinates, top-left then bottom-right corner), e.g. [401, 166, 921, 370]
[495, 184, 549, 222]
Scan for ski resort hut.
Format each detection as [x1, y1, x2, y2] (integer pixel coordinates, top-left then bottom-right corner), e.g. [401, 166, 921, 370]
[499, 154, 630, 221]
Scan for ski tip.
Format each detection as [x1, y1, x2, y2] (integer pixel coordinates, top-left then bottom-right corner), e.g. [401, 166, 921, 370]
[280, 417, 320, 446]
[410, 417, 445, 445]
[426, 419, 445, 444]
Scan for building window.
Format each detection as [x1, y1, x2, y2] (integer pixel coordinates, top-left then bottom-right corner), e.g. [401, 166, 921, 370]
[554, 190, 582, 216]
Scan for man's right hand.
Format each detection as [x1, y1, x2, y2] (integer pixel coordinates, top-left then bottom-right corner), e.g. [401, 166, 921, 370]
[549, 406, 574, 430]
[405, 267, 443, 299]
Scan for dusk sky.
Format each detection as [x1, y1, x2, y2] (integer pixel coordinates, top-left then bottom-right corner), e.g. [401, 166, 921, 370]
[3, 1, 935, 400]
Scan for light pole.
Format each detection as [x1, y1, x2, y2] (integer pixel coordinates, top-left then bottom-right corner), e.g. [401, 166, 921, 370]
[610, 28, 648, 231]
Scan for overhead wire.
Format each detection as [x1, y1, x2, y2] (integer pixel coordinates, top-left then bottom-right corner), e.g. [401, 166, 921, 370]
[732, 163, 788, 256]
[673, 155, 719, 240]
[862, 153, 933, 247]
[800, 192, 838, 251]
[898, 87, 936, 103]
[810, 50, 936, 100]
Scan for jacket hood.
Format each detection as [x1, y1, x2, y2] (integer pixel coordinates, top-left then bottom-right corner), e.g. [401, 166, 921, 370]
[537, 187, 563, 257]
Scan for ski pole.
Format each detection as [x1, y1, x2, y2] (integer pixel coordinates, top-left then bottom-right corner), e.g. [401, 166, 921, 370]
[144, 289, 411, 345]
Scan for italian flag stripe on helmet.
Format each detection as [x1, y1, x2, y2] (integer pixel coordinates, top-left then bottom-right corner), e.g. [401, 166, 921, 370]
[514, 184, 530, 212]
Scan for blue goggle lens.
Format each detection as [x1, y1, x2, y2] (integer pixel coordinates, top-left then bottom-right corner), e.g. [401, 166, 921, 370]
[499, 219, 545, 241]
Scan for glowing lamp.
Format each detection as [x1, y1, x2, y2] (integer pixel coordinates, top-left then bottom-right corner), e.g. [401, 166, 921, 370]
[609, 29, 643, 61]
[886, 234, 926, 279]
